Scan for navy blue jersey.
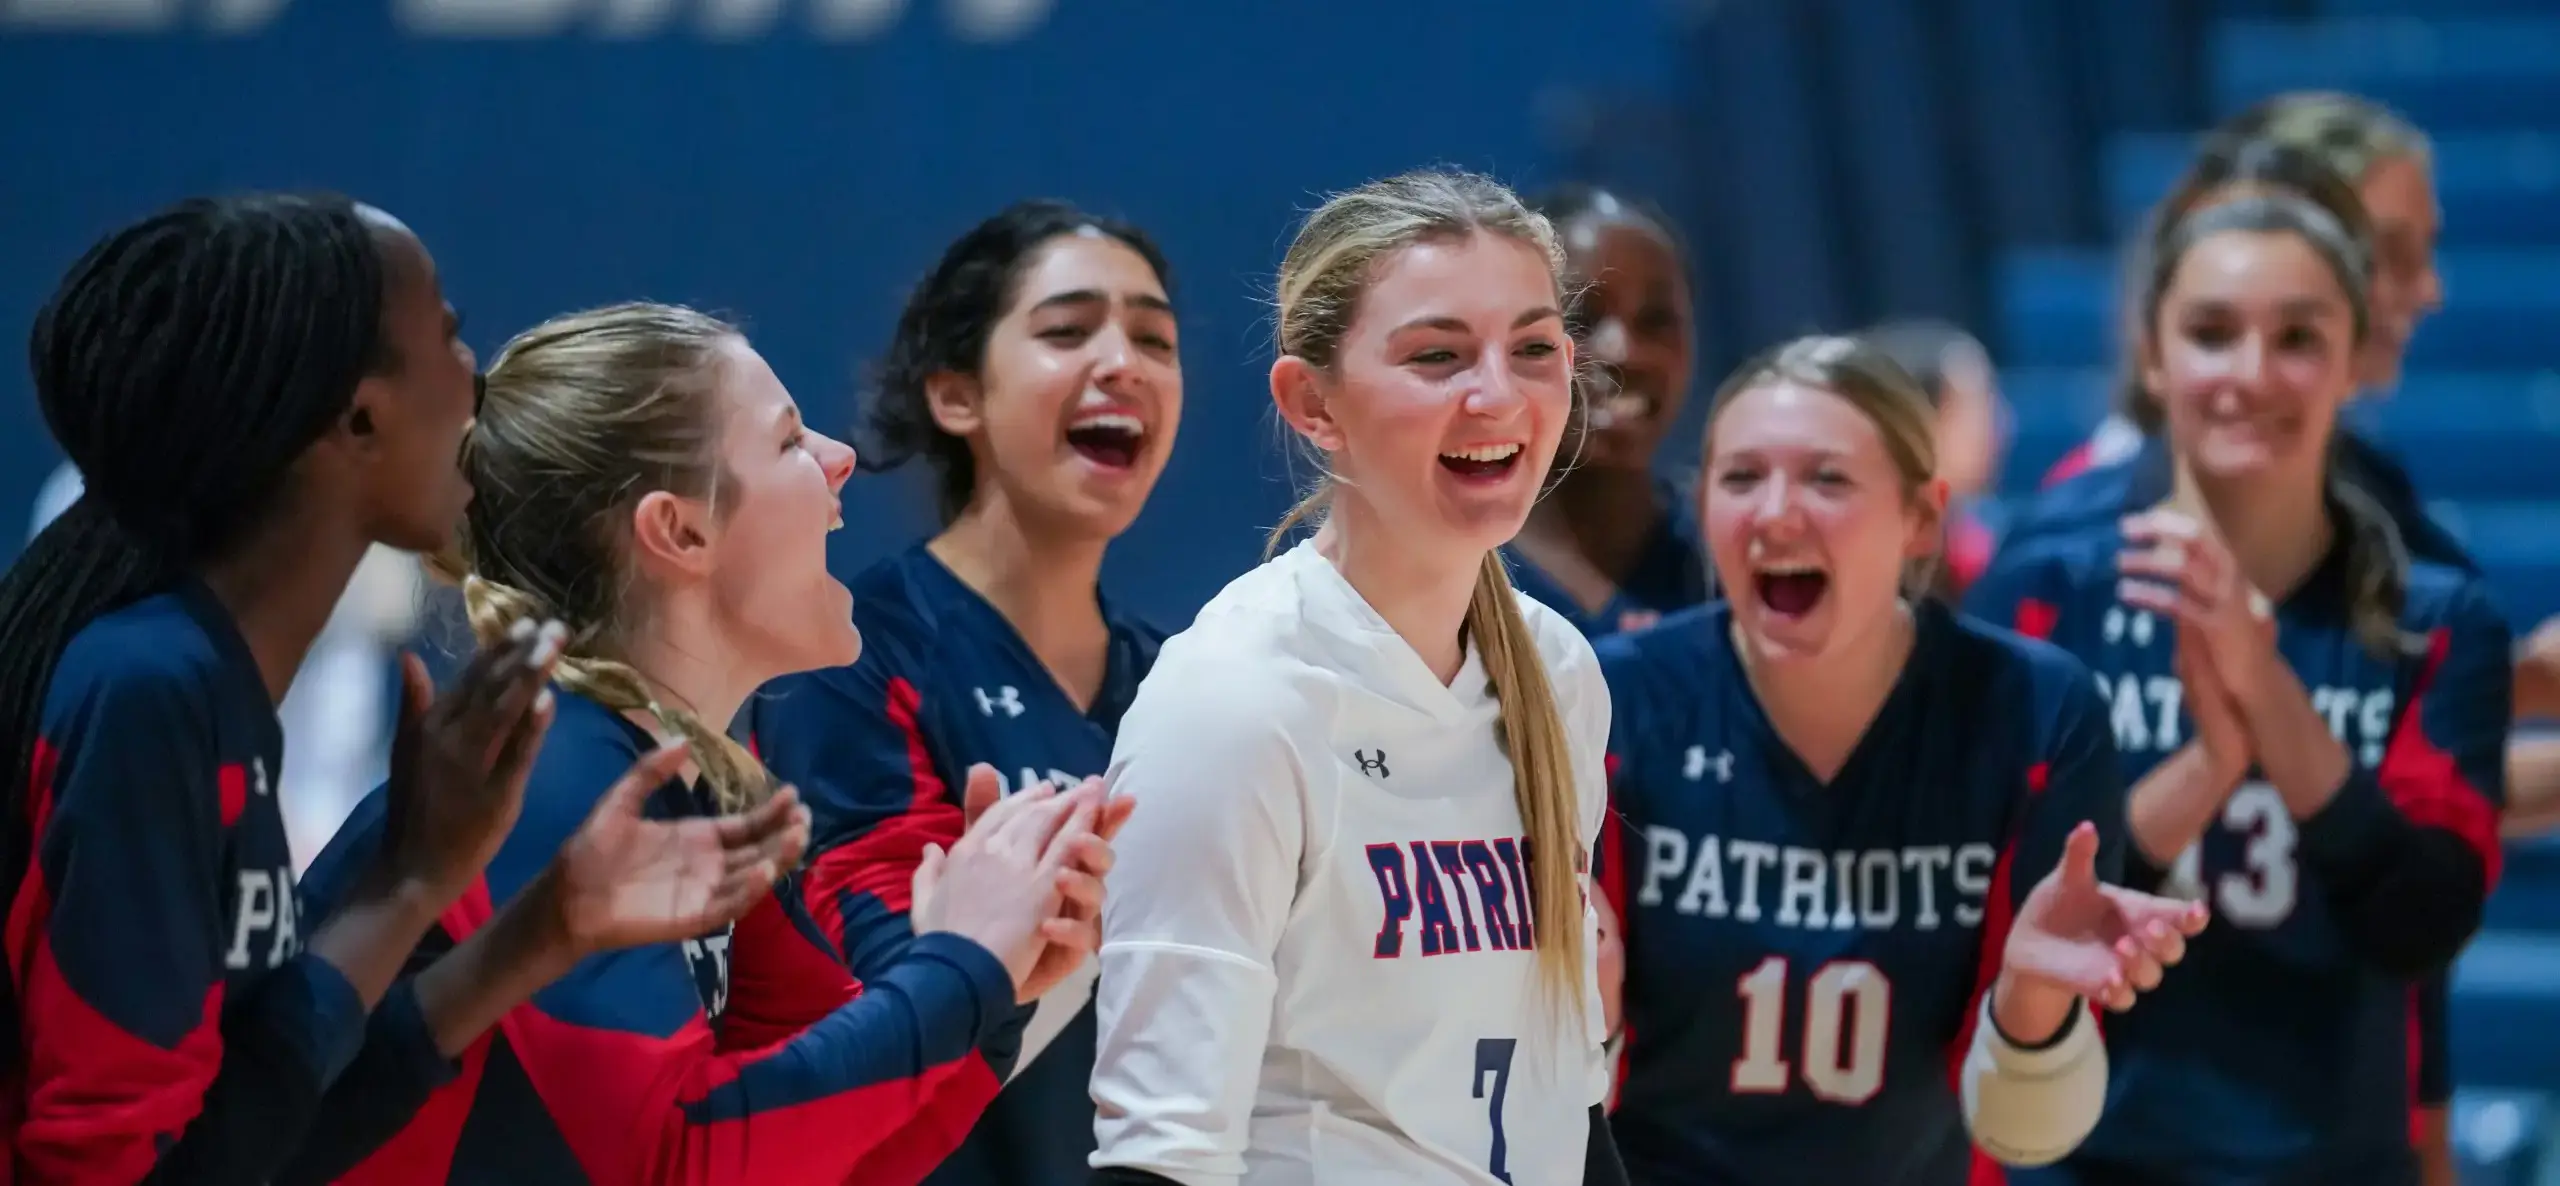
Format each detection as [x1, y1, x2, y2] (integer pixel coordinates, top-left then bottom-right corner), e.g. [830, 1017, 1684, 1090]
[1970, 457, 2509, 1186]
[290, 689, 1015, 1185]
[1595, 599, 2126, 1186]
[1, 578, 385, 1184]
[748, 544, 1164, 1186]
[1506, 481, 1710, 637]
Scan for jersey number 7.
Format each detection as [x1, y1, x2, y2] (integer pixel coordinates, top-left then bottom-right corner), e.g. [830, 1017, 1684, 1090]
[1474, 1037, 1516, 1184]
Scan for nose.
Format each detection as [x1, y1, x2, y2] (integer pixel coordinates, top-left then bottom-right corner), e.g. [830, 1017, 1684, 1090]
[1087, 322, 1140, 390]
[1747, 472, 1804, 532]
[1587, 316, 1631, 367]
[1462, 355, 1529, 420]
[813, 430, 857, 490]
[2228, 333, 2269, 388]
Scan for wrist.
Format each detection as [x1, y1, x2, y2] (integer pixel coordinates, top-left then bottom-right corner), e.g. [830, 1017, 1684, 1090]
[349, 863, 455, 928]
[513, 864, 592, 964]
[1989, 974, 2076, 1048]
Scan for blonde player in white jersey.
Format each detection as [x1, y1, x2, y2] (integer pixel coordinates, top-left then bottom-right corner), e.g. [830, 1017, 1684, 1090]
[1089, 170, 1624, 1186]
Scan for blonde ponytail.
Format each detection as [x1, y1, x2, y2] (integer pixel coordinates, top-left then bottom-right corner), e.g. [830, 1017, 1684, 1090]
[1467, 551, 1586, 1008]
[450, 561, 775, 815]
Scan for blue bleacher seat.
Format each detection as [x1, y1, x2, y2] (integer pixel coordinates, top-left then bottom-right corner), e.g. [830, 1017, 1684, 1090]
[2212, 19, 2560, 132]
[2451, 932, 2560, 1089]
[2102, 132, 2560, 245]
[1996, 248, 2560, 371]
[2489, 835, 2560, 936]
[2449, 1088, 2551, 1186]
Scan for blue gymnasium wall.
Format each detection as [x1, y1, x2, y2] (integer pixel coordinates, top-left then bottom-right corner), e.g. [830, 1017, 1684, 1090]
[0, 0, 2178, 625]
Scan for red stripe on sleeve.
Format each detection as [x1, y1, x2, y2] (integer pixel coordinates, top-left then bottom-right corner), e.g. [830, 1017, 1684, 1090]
[2378, 629, 2503, 887]
[1947, 762, 2047, 1186]
[2041, 445, 2094, 489]
[800, 676, 954, 947]
[7, 738, 230, 1186]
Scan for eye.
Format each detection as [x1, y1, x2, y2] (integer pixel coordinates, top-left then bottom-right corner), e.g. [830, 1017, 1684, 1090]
[1037, 324, 1092, 345]
[783, 429, 807, 453]
[2277, 325, 2326, 352]
[1409, 348, 1459, 365]
[1715, 468, 1762, 493]
[1812, 469, 1852, 488]
[1515, 338, 1561, 359]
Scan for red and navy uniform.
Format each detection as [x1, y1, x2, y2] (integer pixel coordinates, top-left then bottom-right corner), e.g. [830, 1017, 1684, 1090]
[747, 544, 1162, 1186]
[1505, 479, 1710, 638]
[286, 689, 1019, 1185]
[1970, 443, 2508, 1186]
[1594, 599, 2125, 1185]
[2, 578, 433, 1185]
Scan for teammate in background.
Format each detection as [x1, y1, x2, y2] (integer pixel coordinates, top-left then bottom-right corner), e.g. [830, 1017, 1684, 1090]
[292, 303, 1116, 1184]
[1596, 336, 2203, 1185]
[1090, 169, 1624, 1186]
[2034, 95, 2491, 1183]
[749, 200, 1172, 1186]
[1503, 184, 1708, 638]
[1973, 193, 2508, 1186]
[1860, 319, 2010, 598]
[0, 195, 787, 1184]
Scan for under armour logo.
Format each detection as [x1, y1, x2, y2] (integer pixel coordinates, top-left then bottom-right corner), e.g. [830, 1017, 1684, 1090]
[973, 686, 1024, 718]
[2102, 606, 2156, 647]
[250, 757, 271, 798]
[1353, 749, 1390, 779]
[1682, 745, 1733, 783]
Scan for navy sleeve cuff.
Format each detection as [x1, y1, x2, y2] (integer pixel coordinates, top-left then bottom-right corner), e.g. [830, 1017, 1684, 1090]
[2296, 772, 2400, 882]
[265, 954, 370, 1088]
[888, 931, 1015, 1051]
[369, 978, 464, 1091]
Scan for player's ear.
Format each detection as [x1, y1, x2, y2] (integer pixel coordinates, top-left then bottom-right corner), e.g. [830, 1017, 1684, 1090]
[924, 370, 985, 437]
[1904, 475, 1950, 565]
[629, 488, 717, 581]
[1270, 355, 1344, 452]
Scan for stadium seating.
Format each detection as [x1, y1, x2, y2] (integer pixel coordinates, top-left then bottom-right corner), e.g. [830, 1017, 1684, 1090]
[1991, 6, 2560, 1173]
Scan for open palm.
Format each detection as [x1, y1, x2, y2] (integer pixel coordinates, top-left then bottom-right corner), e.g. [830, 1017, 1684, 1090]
[2006, 822, 2210, 1012]
[545, 741, 813, 954]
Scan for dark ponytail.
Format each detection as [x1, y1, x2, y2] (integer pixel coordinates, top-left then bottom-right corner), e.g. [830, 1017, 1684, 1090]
[864, 200, 1172, 525]
[0, 194, 392, 1068]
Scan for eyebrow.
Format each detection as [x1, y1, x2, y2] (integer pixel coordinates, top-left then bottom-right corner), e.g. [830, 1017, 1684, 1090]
[1390, 306, 1566, 335]
[1026, 289, 1176, 316]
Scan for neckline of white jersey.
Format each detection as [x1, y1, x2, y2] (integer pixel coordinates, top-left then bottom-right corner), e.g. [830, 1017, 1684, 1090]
[1281, 538, 1495, 722]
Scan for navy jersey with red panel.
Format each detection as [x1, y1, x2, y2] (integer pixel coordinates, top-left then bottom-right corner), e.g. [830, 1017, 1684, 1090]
[747, 543, 1164, 1186]
[1968, 448, 2508, 1186]
[2, 578, 396, 1185]
[1594, 599, 2126, 1186]
[1505, 480, 1710, 638]
[286, 689, 1017, 1185]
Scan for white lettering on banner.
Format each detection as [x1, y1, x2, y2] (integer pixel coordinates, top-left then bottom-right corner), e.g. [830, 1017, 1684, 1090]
[1, 0, 1048, 40]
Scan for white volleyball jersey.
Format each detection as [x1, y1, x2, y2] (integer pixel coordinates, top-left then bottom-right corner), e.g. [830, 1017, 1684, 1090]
[1091, 539, 1611, 1186]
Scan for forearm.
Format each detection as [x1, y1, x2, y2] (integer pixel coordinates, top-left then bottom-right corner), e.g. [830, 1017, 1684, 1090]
[2237, 664, 2354, 821]
[307, 873, 450, 1009]
[412, 871, 582, 1056]
[2126, 744, 2242, 871]
[2504, 735, 2560, 838]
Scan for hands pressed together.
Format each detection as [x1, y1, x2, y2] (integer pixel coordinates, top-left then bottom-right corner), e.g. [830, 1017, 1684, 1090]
[913, 766, 1134, 1003]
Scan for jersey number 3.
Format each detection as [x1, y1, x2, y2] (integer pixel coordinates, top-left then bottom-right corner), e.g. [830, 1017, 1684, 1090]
[2162, 780, 2298, 928]
[1731, 956, 1891, 1105]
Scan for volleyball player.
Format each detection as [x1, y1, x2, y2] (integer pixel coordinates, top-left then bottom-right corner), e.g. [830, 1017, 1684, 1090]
[1596, 335, 2205, 1185]
[1088, 169, 1623, 1186]
[1503, 184, 1708, 638]
[750, 201, 1170, 1186]
[291, 303, 1116, 1183]
[0, 194, 790, 1183]
[1973, 192, 2508, 1186]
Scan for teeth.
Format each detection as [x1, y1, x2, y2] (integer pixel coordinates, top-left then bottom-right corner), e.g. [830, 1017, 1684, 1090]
[828, 504, 844, 532]
[1442, 443, 1523, 463]
[1759, 562, 1821, 576]
[1069, 412, 1144, 436]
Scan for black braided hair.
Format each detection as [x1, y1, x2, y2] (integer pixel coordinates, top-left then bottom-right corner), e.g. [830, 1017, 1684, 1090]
[0, 192, 393, 1067]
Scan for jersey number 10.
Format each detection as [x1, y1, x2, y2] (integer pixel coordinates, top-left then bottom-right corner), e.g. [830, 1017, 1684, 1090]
[2161, 781, 2298, 928]
[1730, 956, 1892, 1105]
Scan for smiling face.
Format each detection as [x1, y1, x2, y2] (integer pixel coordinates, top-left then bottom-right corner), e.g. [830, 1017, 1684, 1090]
[694, 338, 861, 678]
[1275, 230, 1576, 570]
[2144, 227, 2362, 489]
[935, 230, 1182, 541]
[1558, 213, 1693, 470]
[2353, 152, 2443, 390]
